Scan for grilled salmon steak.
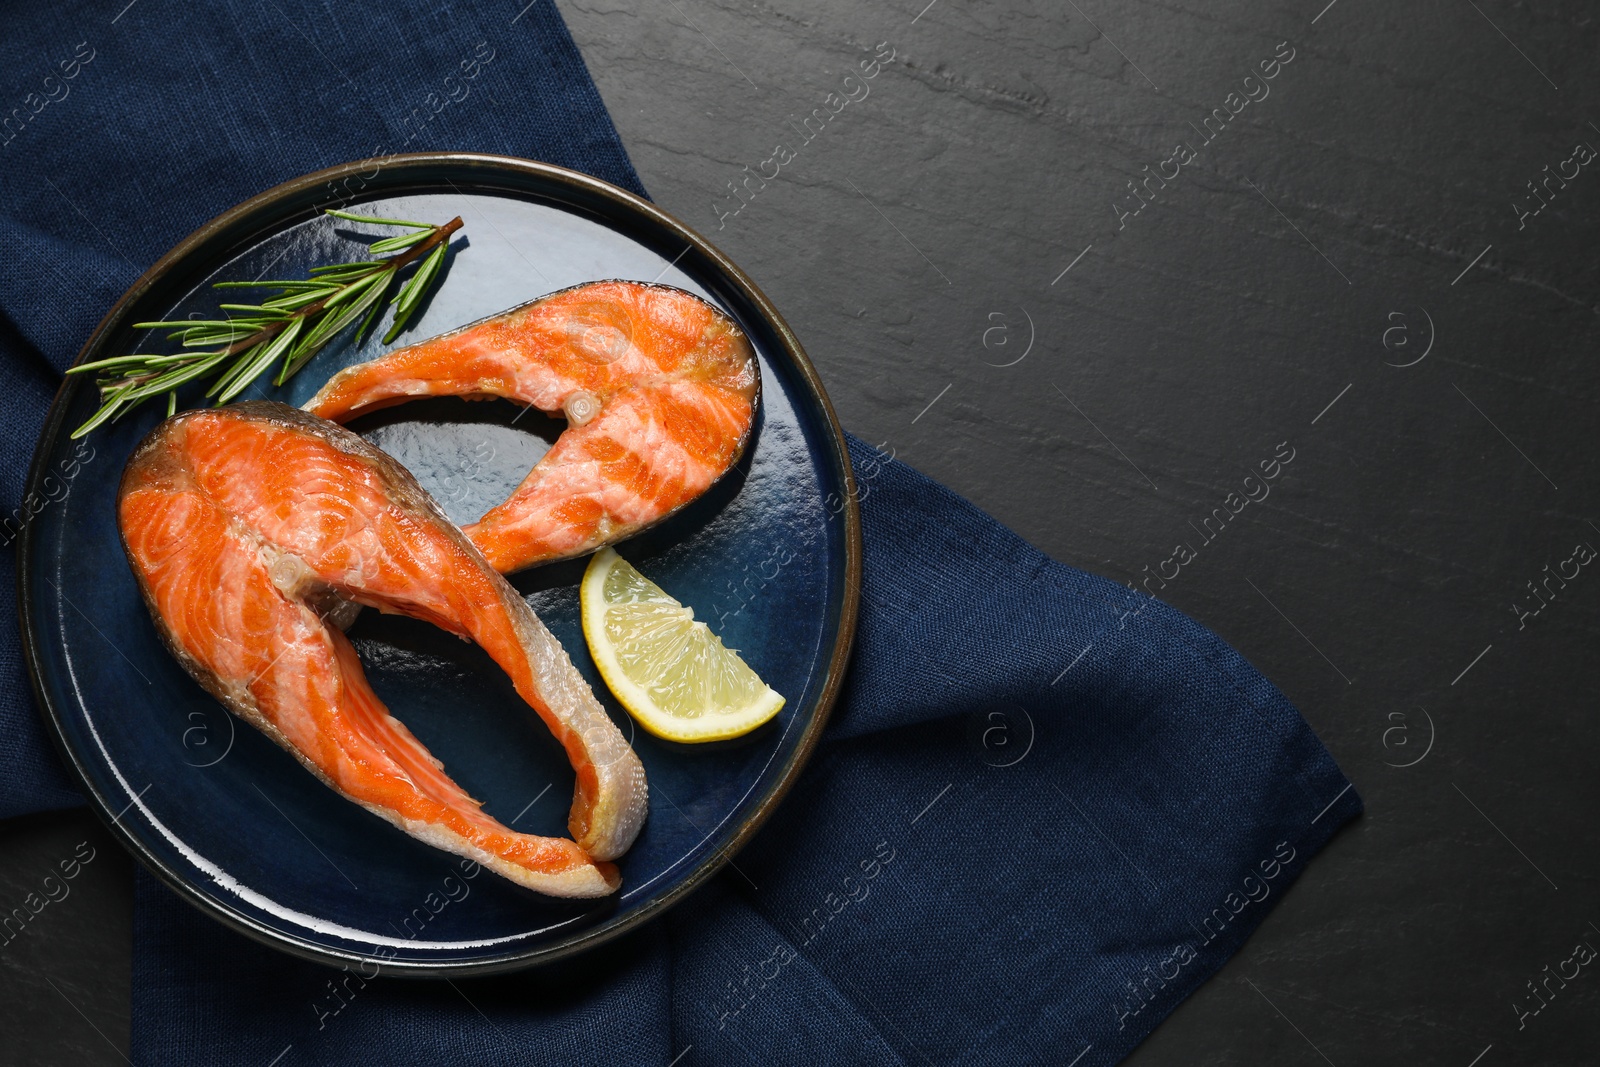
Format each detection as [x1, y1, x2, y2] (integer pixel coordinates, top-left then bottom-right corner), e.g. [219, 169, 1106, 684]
[118, 402, 647, 898]
[304, 280, 759, 574]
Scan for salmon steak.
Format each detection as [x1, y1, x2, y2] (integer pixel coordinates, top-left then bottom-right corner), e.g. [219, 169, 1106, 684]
[304, 280, 760, 574]
[118, 401, 647, 898]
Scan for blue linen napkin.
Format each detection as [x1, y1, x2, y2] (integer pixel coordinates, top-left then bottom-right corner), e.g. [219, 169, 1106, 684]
[1, 3, 1360, 1064]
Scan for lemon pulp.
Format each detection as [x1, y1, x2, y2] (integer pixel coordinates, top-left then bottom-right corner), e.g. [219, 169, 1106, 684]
[580, 548, 785, 742]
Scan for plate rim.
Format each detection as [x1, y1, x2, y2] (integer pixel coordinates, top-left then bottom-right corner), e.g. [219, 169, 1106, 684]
[17, 152, 863, 977]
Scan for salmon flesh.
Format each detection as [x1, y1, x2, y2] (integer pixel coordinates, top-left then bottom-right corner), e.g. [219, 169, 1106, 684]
[118, 402, 647, 898]
[305, 280, 760, 573]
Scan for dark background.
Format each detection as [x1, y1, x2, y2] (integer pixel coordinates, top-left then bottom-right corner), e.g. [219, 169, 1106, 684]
[3, 0, 1598, 1063]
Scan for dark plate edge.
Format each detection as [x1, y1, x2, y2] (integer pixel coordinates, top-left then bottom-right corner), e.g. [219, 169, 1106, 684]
[17, 152, 863, 977]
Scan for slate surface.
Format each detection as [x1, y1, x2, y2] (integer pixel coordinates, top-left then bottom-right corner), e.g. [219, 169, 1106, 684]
[3, 0, 1597, 1063]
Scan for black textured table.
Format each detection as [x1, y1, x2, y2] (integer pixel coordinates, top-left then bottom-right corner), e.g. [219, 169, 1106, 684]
[4, 1, 1598, 1063]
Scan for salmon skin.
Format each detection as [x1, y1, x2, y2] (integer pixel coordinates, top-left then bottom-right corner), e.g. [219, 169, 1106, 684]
[305, 280, 760, 574]
[118, 401, 647, 898]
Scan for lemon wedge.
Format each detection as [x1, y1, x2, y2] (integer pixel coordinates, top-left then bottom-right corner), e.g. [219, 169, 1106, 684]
[580, 548, 785, 742]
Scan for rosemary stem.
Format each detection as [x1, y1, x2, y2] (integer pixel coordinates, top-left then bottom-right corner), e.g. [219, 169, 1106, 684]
[389, 216, 463, 270]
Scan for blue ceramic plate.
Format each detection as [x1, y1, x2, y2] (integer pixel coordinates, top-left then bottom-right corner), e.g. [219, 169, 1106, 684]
[19, 155, 860, 975]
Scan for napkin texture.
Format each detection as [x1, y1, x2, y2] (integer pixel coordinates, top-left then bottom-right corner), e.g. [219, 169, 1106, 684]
[0, 2, 1359, 1064]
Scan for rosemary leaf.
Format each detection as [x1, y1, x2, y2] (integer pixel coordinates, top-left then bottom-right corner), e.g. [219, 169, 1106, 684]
[68, 352, 181, 375]
[214, 320, 301, 404]
[212, 280, 329, 291]
[262, 290, 334, 312]
[367, 230, 433, 255]
[308, 261, 382, 275]
[72, 392, 130, 437]
[323, 209, 435, 228]
[280, 282, 385, 383]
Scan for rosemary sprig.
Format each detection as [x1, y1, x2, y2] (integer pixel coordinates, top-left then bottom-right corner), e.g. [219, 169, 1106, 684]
[66, 210, 464, 438]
